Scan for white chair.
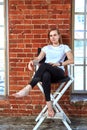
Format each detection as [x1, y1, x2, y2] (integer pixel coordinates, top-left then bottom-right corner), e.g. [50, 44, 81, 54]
[33, 48, 74, 130]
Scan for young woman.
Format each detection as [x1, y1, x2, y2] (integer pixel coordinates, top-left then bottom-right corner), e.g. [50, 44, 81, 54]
[12, 28, 74, 117]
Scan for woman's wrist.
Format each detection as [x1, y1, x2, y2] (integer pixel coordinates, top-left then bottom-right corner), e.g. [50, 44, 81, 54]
[33, 59, 39, 65]
[59, 62, 62, 66]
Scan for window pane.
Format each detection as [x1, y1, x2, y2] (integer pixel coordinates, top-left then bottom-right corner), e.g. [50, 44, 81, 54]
[74, 15, 84, 39]
[0, 72, 5, 95]
[0, 50, 5, 95]
[74, 66, 84, 90]
[86, 15, 87, 39]
[0, 0, 3, 2]
[86, 0, 87, 12]
[86, 66, 87, 90]
[0, 0, 5, 95]
[75, 0, 85, 12]
[86, 41, 87, 64]
[0, 50, 5, 71]
[74, 40, 84, 64]
[0, 5, 4, 25]
[0, 27, 5, 48]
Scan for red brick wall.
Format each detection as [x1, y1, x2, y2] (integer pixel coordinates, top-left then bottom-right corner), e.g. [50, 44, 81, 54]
[0, 0, 87, 117]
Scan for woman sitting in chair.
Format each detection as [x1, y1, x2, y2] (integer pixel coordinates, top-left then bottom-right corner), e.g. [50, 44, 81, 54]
[12, 28, 74, 117]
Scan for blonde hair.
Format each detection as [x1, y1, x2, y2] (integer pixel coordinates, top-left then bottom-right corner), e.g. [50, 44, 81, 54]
[48, 28, 63, 44]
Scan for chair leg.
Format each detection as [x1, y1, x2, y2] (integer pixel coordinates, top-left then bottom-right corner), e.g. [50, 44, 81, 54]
[35, 105, 47, 122]
[62, 119, 72, 130]
[52, 98, 72, 130]
[51, 94, 71, 124]
[33, 79, 73, 130]
[33, 115, 46, 130]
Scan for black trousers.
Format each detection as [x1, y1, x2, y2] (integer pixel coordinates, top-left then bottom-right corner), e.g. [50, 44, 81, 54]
[29, 63, 65, 101]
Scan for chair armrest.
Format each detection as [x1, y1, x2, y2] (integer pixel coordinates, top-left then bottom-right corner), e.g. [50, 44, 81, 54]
[67, 64, 74, 79]
[33, 61, 40, 73]
[33, 60, 39, 65]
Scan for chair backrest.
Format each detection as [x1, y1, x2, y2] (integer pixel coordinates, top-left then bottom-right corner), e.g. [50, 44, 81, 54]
[37, 48, 46, 63]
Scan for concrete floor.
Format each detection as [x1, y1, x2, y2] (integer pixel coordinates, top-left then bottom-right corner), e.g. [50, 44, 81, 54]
[0, 116, 87, 130]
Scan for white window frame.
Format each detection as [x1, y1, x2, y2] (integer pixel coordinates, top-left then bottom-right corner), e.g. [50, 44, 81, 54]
[72, 0, 87, 93]
[0, 0, 9, 96]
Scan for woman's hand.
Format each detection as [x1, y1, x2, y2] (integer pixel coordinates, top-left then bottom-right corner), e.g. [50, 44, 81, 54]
[28, 59, 39, 71]
[28, 60, 34, 71]
[28, 50, 45, 71]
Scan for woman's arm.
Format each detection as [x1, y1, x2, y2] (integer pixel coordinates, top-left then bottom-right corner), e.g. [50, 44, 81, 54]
[49, 51, 74, 67]
[34, 51, 45, 63]
[28, 51, 45, 71]
[62, 51, 74, 66]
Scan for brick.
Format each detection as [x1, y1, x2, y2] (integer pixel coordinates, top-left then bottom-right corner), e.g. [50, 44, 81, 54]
[32, 20, 48, 24]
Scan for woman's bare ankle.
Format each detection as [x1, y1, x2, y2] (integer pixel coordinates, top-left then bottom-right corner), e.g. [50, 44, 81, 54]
[25, 84, 32, 91]
[12, 84, 32, 98]
[46, 101, 55, 117]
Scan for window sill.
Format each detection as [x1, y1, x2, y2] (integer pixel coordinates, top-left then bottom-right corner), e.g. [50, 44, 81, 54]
[0, 95, 7, 100]
[71, 94, 87, 106]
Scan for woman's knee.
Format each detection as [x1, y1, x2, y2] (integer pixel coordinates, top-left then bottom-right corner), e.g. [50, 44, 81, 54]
[42, 71, 51, 81]
[39, 63, 49, 69]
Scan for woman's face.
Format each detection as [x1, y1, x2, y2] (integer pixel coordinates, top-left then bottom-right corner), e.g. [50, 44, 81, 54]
[49, 30, 60, 44]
